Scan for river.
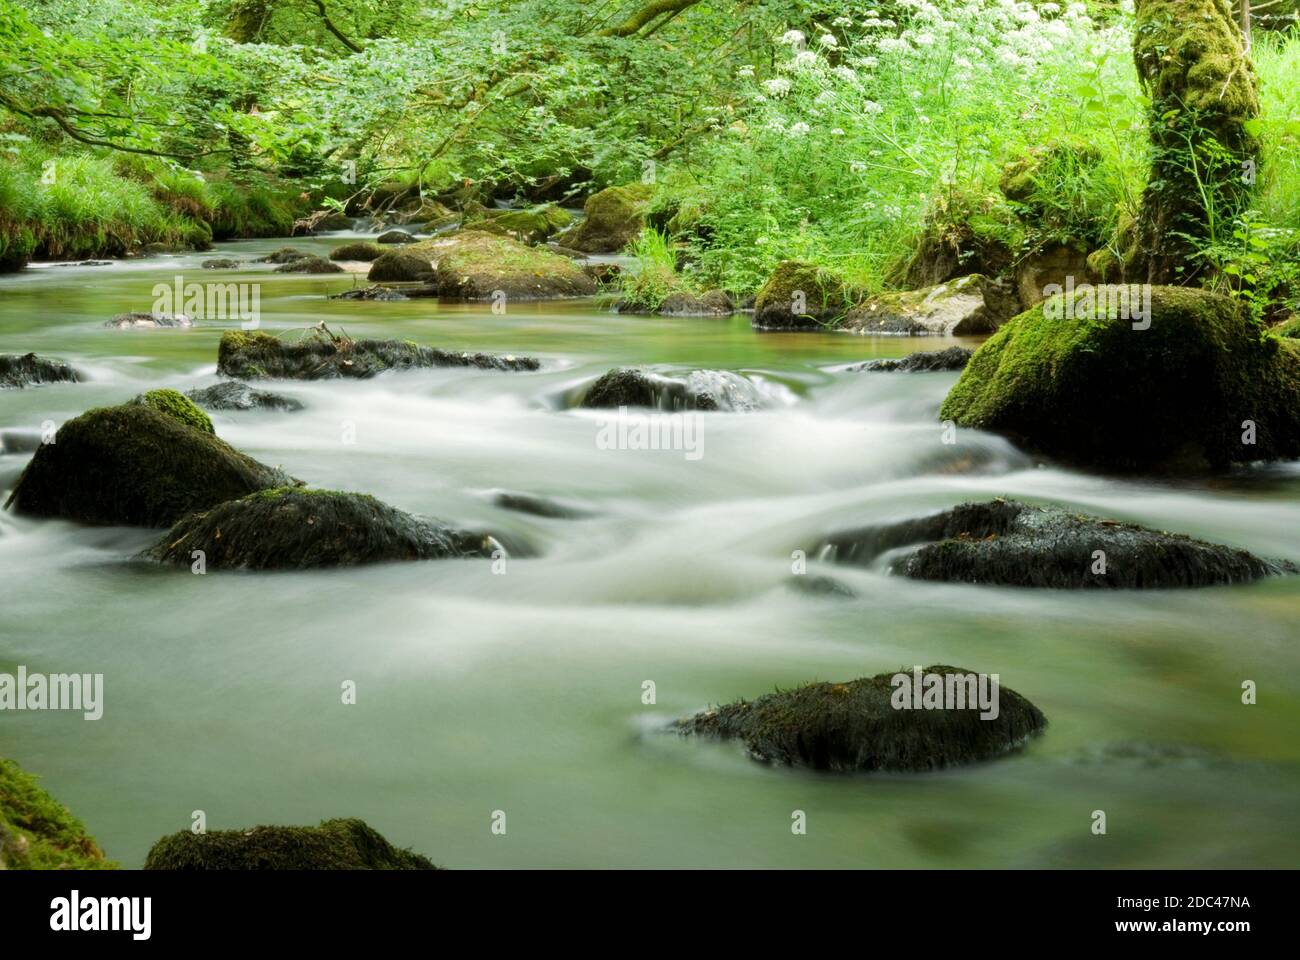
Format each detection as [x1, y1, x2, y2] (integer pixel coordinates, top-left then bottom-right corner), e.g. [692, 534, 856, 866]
[2, 235, 1298, 868]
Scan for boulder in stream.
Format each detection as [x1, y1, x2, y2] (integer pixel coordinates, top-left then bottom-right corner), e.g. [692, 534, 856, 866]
[752, 260, 855, 330]
[1, 353, 81, 388]
[274, 255, 344, 274]
[106, 312, 193, 329]
[813, 499, 1297, 588]
[256, 247, 312, 264]
[201, 258, 242, 269]
[217, 330, 539, 379]
[843, 274, 1002, 335]
[405, 230, 596, 300]
[128, 388, 214, 434]
[4, 403, 298, 526]
[329, 285, 412, 301]
[141, 487, 500, 570]
[367, 251, 435, 282]
[675, 664, 1046, 772]
[579, 367, 765, 411]
[186, 381, 304, 412]
[560, 183, 653, 253]
[845, 346, 973, 372]
[329, 242, 385, 262]
[375, 229, 417, 244]
[144, 817, 436, 870]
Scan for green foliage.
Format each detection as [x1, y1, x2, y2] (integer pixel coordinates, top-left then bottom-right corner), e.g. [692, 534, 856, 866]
[618, 227, 683, 312]
[0, 758, 116, 869]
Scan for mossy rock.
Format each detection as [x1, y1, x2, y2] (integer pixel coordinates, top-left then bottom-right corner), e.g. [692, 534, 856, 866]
[561, 183, 654, 253]
[143, 817, 437, 870]
[752, 260, 856, 330]
[464, 203, 573, 245]
[201, 258, 242, 269]
[141, 487, 501, 570]
[815, 499, 1296, 588]
[405, 230, 595, 300]
[940, 286, 1300, 470]
[217, 330, 539, 380]
[4, 404, 297, 526]
[375, 230, 416, 244]
[675, 665, 1046, 772]
[367, 251, 435, 282]
[274, 255, 344, 274]
[257, 247, 311, 264]
[186, 381, 303, 412]
[329, 242, 385, 262]
[893, 191, 1021, 288]
[999, 138, 1103, 204]
[0, 758, 116, 870]
[656, 290, 733, 317]
[580, 368, 766, 412]
[845, 274, 1000, 335]
[129, 388, 214, 434]
[0, 353, 81, 389]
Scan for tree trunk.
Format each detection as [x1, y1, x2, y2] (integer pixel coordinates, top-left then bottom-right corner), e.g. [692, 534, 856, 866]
[1132, 0, 1259, 284]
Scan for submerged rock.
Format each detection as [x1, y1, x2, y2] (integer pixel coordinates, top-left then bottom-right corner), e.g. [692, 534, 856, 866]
[217, 330, 539, 379]
[106, 312, 193, 329]
[186, 381, 304, 412]
[786, 573, 857, 598]
[274, 255, 344, 274]
[141, 488, 500, 570]
[492, 490, 596, 519]
[329, 285, 411, 301]
[561, 183, 653, 253]
[329, 241, 384, 262]
[0, 353, 81, 388]
[814, 499, 1296, 588]
[201, 258, 242, 269]
[675, 664, 1046, 772]
[580, 367, 765, 411]
[844, 274, 1002, 335]
[940, 286, 1300, 470]
[0, 757, 114, 870]
[405, 230, 596, 300]
[143, 817, 436, 870]
[4, 404, 296, 526]
[367, 251, 435, 282]
[752, 260, 854, 330]
[846, 346, 973, 372]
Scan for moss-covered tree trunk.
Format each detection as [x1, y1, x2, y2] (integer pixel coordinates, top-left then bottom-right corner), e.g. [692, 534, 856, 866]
[1133, 0, 1259, 284]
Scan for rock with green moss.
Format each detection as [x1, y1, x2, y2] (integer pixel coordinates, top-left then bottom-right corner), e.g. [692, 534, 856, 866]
[1, 353, 81, 389]
[217, 330, 539, 379]
[329, 241, 385, 262]
[940, 286, 1300, 470]
[201, 258, 242, 269]
[186, 381, 303, 412]
[144, 817, 437, 870]
[405, 230, 596, 300]
[561, 184, 654, 253]
[0, 758, 116, 870]
[464, 203, 573, 245]
[141, 487, 501, 570]
[814, 499, 1296, 588]
[257, 247, 311, 264]
[657, 289, 733, 317]
[752, 260, 855, 330]
[129, 388, 214, 434]
[845, 274, 1003, 335]
[674, 665, 1046, 772]
[894, 190, 1021, 288]
[4, 404, 297, 526]
[367, 251, 435, 282]
[375, 229, 416, 244]
[580, 367, 766, 411]
[274, 255, 344, 274]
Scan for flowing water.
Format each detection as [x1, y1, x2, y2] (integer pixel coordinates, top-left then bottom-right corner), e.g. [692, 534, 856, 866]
[2, 236, 1299, 868]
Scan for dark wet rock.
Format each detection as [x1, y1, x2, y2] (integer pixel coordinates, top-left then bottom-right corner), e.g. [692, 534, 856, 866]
[186, 381, 304, 412]
[582, 262, 621, 284]
[144, 817, 436, 870]
[846, 347, 973, 372]
[127, 388, 214, 434]
[752, 260, 855, 330]
[257, 247, 312, 264]
[4, 404, 297, 527]
[0, 429, 43, 455]
[329, 242, 384, 262]
[106, 312, 193, 329]
[941, 286, 1300, 470]
[656, 290, 733, 317]
[375, 230, 416, 244]
[274, 255, 344, 274]
[329, 285, 412, 301]
[844, 275, 1002, 335]
[201, 258, 242, 269]
[367, 251, 435, 282]
[579, 367, 765, 412]
[786, 573, 857, 598]
[405, 231, 596, 300]
[1, 353, 81, 389]
[218, 330, 539, 380]
[141, 488, 500, 570]
[52, 260, 112, 267]
[560, 183, 653, 253]
[675, 664, 1046, 772]
[492, 490, 596, 519]
[814, 499, 1297, 588]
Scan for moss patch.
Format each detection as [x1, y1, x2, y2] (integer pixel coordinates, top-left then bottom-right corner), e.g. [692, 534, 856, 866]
[464, 203, 573, 244]
[406, 230, 595, 300]
[144, 817, 437, 870]
[329, 241, 384, 262]
[752, 260, 856, 330]
[0, 758, 115, 870]
[563, 183, 654, 253]
[130, 388, 214, 434]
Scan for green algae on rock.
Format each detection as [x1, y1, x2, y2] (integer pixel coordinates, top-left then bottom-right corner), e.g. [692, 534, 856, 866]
[561, 183, 653, 253]
[0, 758, 116, 870]
[752, 260, 856, 330]
[405, 230, 596, 300]
[273, 255, 344, 274]
[367, 250, 435, 282]
[217, 330, 539, 379]
[463, 202, 573, 245]
[143, 817, 437, 870]
[129, 388, 214, 434]
[329, 241, 385, 262]
[814, 500, 1297, 589]
[675, 665, 1046, 772]
[4, 404, 297, 526]
[939, 286, 1300, 470]
[141, 487, 501, 570]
